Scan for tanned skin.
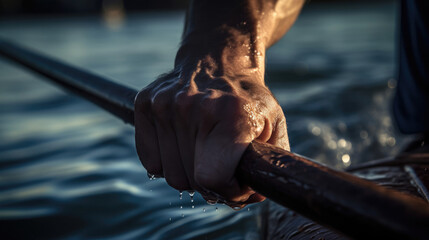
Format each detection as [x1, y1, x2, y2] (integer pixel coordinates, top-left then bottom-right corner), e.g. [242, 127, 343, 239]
[135, 0, 305, 208]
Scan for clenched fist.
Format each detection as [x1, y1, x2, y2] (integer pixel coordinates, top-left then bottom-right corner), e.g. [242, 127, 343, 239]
[135, 38, 289, 208]
[134, 0, 303, 208]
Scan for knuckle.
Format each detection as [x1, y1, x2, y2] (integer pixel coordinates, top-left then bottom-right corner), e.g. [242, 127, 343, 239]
[150, 91, 171, 118]
[173, 90, 193, 115]
[199, 90, 221, 117]
[200, 90, 216, 105]
[135, 89, 152, 111]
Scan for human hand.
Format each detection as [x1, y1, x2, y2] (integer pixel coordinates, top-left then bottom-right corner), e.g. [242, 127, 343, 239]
[135, 36, 289, 209]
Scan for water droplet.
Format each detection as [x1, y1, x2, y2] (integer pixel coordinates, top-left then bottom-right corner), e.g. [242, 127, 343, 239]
[247, 208, 250, 211]
[215, 207, 218, 212]
[182, 214, 185, 218]
[180, 205, 183, 209]
[169, 218, 172, 221]
[189, 191, 195, 203]
[179, 191, 183, 200]
[253, 50, 262, 56]
[147, 173, 155, 180]
[203, 208, 206, 212]
[233, 206, 241, 210]
[192, 205, 195, 209]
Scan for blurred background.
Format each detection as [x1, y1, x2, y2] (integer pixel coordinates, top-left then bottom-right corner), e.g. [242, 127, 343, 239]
[0, 0, 404, 239]
[0, 0, 394, 15]
[0, 0, 187, 15]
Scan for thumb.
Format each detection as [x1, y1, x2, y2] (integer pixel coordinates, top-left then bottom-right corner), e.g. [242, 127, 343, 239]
[268, 116, 290, 151]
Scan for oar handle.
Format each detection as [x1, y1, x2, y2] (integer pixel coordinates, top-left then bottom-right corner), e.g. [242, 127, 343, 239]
[1, 39, 428, 239]
[239, 141, 429, 239]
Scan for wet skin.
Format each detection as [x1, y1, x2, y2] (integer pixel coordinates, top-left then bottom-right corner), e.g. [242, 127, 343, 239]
[135, 0, 305, 207]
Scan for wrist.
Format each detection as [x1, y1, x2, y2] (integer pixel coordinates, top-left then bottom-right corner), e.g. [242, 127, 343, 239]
[175, 26, 266, 83]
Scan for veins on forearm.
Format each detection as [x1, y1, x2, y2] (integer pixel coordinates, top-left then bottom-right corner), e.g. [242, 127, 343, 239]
[176, 29, 264, 80]
[175, 0, 304, 86]
[182, 0, 305, 48]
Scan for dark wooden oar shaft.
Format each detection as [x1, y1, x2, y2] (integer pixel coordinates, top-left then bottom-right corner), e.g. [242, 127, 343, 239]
[1, 40, 428, 239]
[0, 40, 137, 125]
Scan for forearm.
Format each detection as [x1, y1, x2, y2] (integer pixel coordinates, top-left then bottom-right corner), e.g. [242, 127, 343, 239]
[184, 0, 304, 48]
[176, 0, 305, 82]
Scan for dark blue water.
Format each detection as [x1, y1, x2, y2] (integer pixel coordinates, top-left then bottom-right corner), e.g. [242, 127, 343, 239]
[0, 1, 404, 239]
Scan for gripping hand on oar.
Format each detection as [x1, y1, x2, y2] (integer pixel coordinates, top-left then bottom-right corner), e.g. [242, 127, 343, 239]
[134, 0, 304, 208]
